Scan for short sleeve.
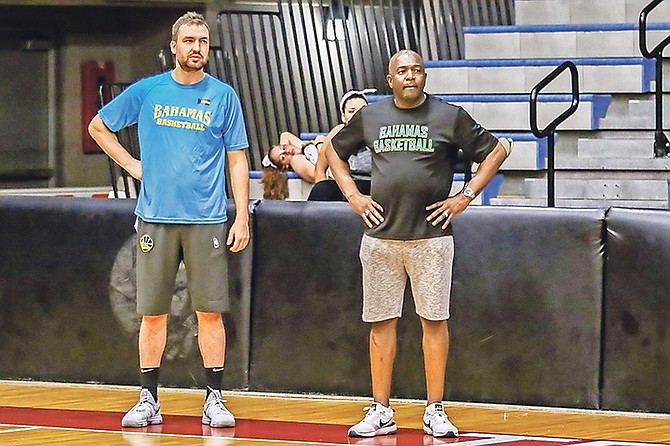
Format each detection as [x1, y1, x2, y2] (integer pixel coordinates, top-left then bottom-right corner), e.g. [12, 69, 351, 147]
[331, 110, 366, 161]
[453, 107, 498, 163]
[98, 80, 148, 132]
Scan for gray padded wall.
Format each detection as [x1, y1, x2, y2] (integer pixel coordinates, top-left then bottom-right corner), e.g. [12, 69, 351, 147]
[249, 202, 606, 408]
[2, 197, 666, 412]
[447, 207, 605, 408]
[0, 196, 250, 390]
[602, 207, 670, 413]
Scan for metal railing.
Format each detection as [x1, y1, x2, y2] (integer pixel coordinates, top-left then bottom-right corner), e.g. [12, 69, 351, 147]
[530, 61, 580, 207]
[639, 0, 670, 158]
[98, 83, 138, 199]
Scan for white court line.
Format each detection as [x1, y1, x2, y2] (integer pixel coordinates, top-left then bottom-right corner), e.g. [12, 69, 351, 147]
[0, 425, 40, 435]
[2, 424, 668, 446]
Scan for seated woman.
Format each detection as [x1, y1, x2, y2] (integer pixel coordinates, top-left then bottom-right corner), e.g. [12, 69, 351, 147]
[261, 89, 373, 200]
[261, 132, 326, 199]
[308, 89, 372, 200]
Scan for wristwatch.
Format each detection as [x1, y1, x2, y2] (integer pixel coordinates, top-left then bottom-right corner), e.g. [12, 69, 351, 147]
[463, 186, 476, 199]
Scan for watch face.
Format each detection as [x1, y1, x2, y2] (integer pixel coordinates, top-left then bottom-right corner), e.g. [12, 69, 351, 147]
[464, 187, 475, 198]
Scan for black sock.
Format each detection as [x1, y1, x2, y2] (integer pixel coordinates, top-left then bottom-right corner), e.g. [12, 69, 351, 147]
[205, 367, 224, 397]
[140, 367, 160, 402]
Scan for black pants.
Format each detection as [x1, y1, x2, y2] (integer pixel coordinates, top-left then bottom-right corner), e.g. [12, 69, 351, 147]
[307, 179, 371, 201]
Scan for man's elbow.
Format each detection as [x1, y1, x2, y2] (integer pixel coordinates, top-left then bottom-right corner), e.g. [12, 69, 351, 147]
[88, 115, 103, 138]
[497, 137, 513, 158]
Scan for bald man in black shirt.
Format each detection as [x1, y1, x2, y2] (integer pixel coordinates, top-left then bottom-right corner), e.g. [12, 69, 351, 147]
[325, 49, 511, 438]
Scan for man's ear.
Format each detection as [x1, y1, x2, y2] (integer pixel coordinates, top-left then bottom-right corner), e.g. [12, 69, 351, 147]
[170, 40, 177, 55]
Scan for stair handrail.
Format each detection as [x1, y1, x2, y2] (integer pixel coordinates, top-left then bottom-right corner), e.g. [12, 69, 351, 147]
[639, 0, 670, 157]
[530, 60, 580, 207]
[639, 0, 670, 59]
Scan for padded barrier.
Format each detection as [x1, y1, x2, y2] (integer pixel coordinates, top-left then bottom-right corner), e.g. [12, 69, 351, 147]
[249, 201, 605, 408]
[1, 197, 669, 412]
[0, 196, 250, 390]
[249, 200, 371, 395]
[602, 207, 670, 413]
[447, 206, 605, 408]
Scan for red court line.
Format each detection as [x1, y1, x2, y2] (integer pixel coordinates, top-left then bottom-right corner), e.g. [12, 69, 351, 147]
[2, 406, 644, 446]
[0, 406, 445, 444]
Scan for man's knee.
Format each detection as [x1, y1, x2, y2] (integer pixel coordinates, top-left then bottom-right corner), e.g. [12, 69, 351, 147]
[142, 314, 168, 327]
[196, 311, 223, 326]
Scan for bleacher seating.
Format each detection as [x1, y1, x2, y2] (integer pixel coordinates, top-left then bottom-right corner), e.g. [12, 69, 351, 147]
[422, 0, 670, 208]
[301, 131, 551, 171]
[424, 57, 655, 94]
[463, 23, 670, 59]
[287, 0, 670, 208]
[515, 0, 670, 26]
[363, 93, 610, 131]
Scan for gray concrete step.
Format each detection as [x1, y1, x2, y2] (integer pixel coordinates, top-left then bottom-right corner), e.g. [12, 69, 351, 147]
[515, 0, 670, 25]
[556, 156, 670, 170]
[576, 137, 657, 158]
[490, 196, 668, 208]
[425, 58, 654, 94]
[599, 95, 670, 129]
[464, 25, 670, 60]
[523, 177, 668, 200]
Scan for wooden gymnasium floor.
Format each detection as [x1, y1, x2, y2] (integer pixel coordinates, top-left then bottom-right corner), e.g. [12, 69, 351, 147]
[0, 380, 668, 445]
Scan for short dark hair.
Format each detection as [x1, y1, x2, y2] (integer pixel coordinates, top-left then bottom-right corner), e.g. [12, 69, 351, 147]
[172, 11, 209, 41]
[339, 89, 375, 113]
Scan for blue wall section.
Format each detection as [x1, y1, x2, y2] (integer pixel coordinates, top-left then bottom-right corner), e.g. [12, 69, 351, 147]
[0, 197, 668, 412]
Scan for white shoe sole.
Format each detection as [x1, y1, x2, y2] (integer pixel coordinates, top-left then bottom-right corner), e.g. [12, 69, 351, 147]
[202, 416, 235, 428]
[348, 424, 397, 437]
[121, 414, 163, 428]
[423, 424, 458, 437]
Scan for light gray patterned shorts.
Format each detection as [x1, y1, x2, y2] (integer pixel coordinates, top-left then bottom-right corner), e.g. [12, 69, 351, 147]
[359, 234, 454, 322]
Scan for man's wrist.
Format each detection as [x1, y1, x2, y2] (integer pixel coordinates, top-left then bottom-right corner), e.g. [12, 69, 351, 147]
[462, 186, 477, 200]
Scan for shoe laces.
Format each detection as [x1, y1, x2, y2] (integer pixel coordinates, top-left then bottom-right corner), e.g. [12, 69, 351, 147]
[362, 403, 393, 420]
[207, 392, 229, 410]
[132, 396, 156, 413]
[427, 405, 449, 421]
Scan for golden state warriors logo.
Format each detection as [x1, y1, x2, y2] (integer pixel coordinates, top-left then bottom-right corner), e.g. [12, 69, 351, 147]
[139, 234, 154, 253]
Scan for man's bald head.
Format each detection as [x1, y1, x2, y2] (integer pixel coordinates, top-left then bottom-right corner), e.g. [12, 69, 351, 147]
[388, 49, 423, 74]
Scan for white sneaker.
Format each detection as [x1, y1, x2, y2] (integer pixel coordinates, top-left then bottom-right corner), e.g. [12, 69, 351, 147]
[348, 402, 397, 437]
[423, 402, 458, 438]
[121, 389, 163, 428]
[202, 388, 236, 428]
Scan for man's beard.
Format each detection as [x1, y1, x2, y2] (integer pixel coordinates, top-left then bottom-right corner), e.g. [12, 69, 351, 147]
[177, 54, 207, 72]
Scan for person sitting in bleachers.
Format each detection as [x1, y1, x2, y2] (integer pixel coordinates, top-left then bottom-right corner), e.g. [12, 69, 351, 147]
[308, 89, 373, 200]
[260, 131, 325, 200]
[261, 89, 374, 200]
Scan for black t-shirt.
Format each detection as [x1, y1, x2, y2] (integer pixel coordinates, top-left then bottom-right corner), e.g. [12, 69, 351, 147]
[332, 95, 498, 240]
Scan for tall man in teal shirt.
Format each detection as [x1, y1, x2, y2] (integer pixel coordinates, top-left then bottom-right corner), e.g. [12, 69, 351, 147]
[89, 11, 250, 429]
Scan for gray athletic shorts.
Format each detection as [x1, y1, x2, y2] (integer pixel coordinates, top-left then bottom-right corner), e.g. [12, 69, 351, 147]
[359, 234, 454, 322]
[136, 219, 229, 315]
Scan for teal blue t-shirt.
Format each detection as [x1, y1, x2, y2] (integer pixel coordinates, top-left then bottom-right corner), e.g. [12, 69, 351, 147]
[99, 72, 249, 224]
